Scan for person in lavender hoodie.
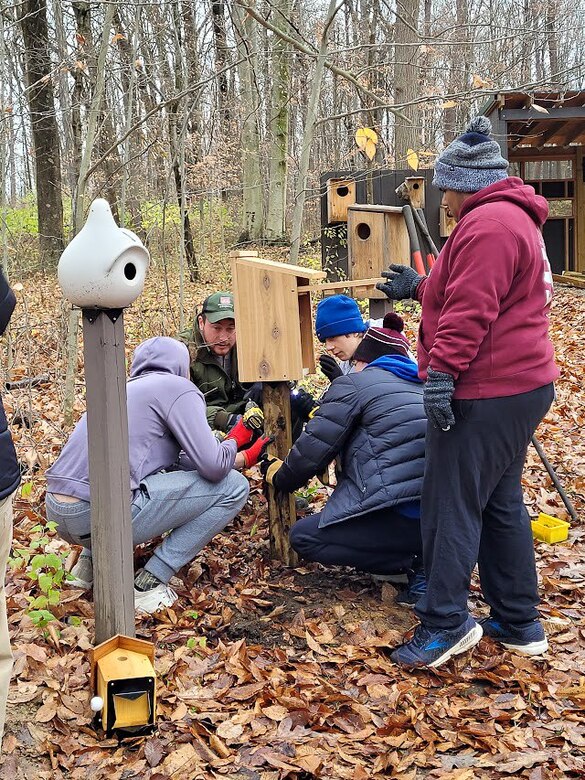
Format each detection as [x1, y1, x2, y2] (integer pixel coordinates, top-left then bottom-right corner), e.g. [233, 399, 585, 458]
[45, 337, 269, 614]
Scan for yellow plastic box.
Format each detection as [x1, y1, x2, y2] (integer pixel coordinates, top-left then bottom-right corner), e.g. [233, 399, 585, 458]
[531, 513, 570, 543]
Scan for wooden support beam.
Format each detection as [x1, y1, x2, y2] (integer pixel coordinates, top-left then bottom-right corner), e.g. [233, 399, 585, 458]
[552, 273, 585, 289]
[83, 309, 135, 643]
[502, 107, 585, 122]
[296, 277, 384, 293]
[262, 383, 298, 566]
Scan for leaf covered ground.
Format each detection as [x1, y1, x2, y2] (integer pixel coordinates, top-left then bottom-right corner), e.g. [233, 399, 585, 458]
[1, 267, 584, 780]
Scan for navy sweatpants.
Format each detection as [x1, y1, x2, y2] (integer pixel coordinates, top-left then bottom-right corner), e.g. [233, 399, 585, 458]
[289, 507, 422, 575]
[415, 383, 554, 630]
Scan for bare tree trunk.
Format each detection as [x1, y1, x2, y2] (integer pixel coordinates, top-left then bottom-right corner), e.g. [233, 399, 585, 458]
[20, 0, 64, 269]
[393, 0, 421, 164]
[289, 0, 338, 265]
[265, 0, 292, 243]
[233, 3, 264, 242]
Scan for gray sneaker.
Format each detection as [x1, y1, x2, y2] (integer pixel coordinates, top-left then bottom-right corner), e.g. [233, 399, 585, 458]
[67, 550, 93, 589]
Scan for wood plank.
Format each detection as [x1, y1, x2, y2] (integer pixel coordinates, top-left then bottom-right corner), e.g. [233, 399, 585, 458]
[83, 311, 135, 645]
[263, 383, 298, 566]
[232, 259, 303, 382]
[553, 273, 585, 289]
[297, 291, 316, 374]
[232, 254, 325, 279]
[296, 277, 385, 292]
[348, 204, 403, 215]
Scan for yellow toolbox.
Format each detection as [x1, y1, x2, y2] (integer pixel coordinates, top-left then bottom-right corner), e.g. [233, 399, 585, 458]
[531, 513, 570, 543]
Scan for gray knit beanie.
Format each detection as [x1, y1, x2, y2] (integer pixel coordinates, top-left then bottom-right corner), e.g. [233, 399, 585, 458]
[432, 116, 508, 193]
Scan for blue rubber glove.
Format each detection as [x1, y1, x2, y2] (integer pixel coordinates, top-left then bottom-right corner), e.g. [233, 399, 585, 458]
[424, 368, 455, 430]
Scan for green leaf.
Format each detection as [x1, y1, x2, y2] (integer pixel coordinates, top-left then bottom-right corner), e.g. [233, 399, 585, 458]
[30, 554, 47, 571]
[46, 521, 58, 532]
[38, 573, 52, 593]
[29, 610, 55, 627]
[47, 590, 60, 606]
[186, 611, 199, 620]
[30, 524, 43, 533]
[68, 616, 82, 627]
[29, 595, 48, 609]
[21, 482, 33, 497]
[44, 553, 62, 571]
[186, 637, 196, 649]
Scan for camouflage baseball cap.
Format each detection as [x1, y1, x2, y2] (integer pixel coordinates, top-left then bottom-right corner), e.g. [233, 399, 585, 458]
[201, 292, 235, 323]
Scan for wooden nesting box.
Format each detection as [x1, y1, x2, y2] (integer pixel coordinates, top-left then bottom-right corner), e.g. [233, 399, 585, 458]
[440, 204, 456, 237]
[231, 256, 325, 382]
[326, 178, 357, 224]
[91, 634, 156, 737]
[403, 176, 425, 209]
[347, 205, 410, 298]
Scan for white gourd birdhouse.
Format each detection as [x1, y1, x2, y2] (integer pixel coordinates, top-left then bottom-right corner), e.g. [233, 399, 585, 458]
[58, 199, 150, 309]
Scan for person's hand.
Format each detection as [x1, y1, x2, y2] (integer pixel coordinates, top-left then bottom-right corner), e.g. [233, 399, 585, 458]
[243, 401, 264, 431]
[225, 417, 254, 448]
[319, 354, 343, 382]
[424, 368, 455, 430]
[241, 435, 273, 468]
[243, 382, 263, 406]
[226, 413, 241, 431]
[259, 454, 284, 486]
[289, 388, 318, 422]
[376, 263, 423, 301]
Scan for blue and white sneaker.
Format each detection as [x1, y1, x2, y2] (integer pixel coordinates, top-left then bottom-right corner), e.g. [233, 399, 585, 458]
[391, 616, 483, 668]
[396, 570, 427, 607]
[480, 617, 548, 656]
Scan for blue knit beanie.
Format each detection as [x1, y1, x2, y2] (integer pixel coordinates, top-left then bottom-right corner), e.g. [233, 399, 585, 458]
[433, 116, 508, 193]
[315, 295, 367, 342]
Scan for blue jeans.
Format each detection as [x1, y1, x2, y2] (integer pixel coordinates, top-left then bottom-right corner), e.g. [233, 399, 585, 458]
[46, 469, 249, 583]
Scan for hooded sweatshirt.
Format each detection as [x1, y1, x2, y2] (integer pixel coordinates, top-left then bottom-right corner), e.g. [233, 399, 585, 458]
[45, 337, 237, 501]
[416, 177, 559, 399]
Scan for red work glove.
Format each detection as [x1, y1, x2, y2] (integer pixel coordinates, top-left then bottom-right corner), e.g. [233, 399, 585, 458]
[241, 435, 273, 468]
[225, 417, 254, 449]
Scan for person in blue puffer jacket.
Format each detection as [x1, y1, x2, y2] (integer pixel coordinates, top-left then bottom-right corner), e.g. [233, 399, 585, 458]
[262, 314, 427, 603]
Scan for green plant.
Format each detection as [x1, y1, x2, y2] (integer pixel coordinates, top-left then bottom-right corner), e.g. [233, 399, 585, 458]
[9, 519, 70, 629]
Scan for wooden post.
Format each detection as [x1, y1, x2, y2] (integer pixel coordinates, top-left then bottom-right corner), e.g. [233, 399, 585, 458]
[83, 309, 135, 643]
[262, 383, 298, 566]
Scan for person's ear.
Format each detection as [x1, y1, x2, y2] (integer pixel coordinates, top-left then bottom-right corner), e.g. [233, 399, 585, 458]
[197, 314, 205, 331]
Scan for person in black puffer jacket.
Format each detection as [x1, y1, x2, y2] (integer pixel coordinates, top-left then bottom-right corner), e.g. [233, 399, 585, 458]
[0, 268, 20, 742]
[262, 314, 427, 597]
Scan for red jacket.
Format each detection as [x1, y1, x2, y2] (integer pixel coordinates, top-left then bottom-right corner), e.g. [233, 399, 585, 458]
[416, 177, 559, 399]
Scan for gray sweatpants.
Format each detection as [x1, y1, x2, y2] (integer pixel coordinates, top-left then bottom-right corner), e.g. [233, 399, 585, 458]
[46, 469, 250, 583]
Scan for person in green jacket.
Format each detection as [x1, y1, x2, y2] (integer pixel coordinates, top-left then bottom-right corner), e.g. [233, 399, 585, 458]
[178, 292, 249, 432]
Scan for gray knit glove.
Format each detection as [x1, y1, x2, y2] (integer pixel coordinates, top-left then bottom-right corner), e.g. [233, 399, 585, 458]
[424, 368, 455, 430]
[376, 263, 423, 301]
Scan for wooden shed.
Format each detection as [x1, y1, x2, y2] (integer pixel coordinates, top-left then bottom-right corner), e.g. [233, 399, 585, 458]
[483, 91, 585, 275]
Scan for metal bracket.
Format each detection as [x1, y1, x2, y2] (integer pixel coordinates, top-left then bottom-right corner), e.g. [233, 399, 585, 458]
[82, 308, 124, 324]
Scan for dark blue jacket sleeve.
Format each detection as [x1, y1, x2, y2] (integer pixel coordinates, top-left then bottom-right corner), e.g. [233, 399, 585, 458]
[274, 375, 362, 493]
[0, 269, 16, 336]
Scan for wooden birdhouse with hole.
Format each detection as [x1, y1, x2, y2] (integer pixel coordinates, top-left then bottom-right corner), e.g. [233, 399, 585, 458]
[440, 204, 457, 237]
[403, 176, 426, 209]
[91, 635, 156, 738]
[231, 255, 326, 382]
[347, 205, 410, 298]
[326, 178, 357, 224]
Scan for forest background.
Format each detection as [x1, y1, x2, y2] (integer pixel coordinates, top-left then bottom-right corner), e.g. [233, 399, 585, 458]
[0, 1, 584, 778]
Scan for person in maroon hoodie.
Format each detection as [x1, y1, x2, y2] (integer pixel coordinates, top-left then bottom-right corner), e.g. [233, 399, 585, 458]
[377, 116, 559, 668]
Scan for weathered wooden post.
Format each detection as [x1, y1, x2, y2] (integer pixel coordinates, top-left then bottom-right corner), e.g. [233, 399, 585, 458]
[230, 253, 325, 565]
[57, 199, 150, 643]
